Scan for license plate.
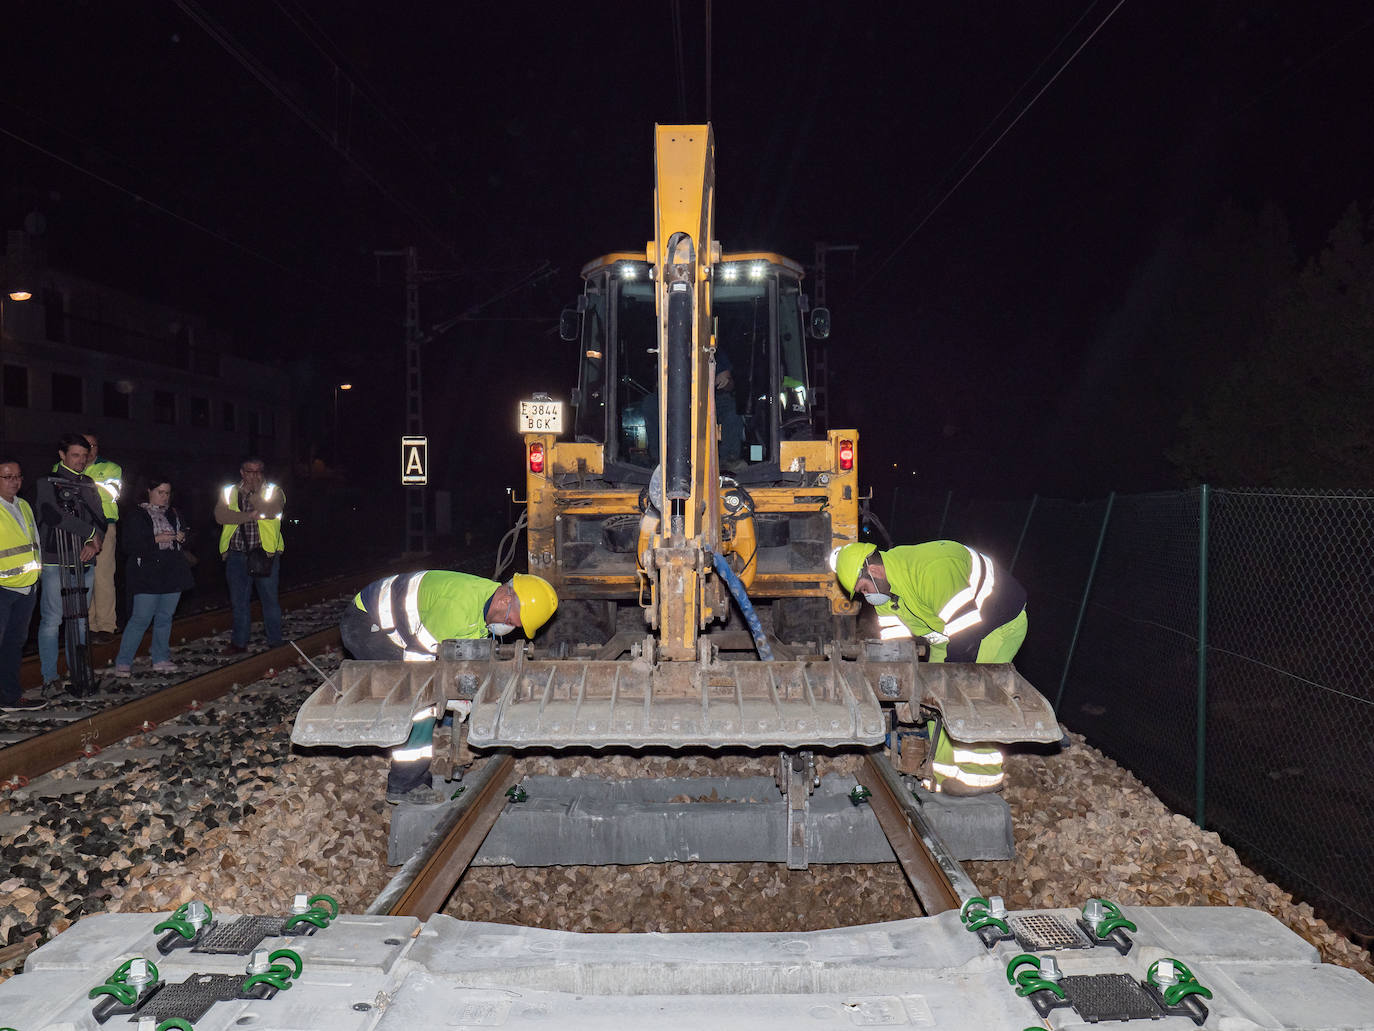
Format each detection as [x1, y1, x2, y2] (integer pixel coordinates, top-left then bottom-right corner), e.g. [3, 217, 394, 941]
[519, 400, 563, 433]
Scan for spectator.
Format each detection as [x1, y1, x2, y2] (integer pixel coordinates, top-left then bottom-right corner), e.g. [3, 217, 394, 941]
[214, 456, 285, 653]
[0, 457, 46, 712]
[80, 432, 123, 644]
[35, 434, 105, 692]
[114, 475, 194, 677]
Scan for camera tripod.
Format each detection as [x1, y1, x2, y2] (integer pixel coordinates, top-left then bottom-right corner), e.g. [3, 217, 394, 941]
[54, 528, 96, 696]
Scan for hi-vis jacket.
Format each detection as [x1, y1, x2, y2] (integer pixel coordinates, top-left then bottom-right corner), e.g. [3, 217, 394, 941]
[0, 497, 42, 589]
[926, 719, 1005, 793]
[352, 570, 499, 661]
[873, 542, 1026, 663]
[215, 482, 285, 556]
[86, 458, 122, 522]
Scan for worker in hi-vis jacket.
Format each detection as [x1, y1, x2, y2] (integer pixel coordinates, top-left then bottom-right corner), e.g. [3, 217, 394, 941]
[832, 540, 1027, 795]
[341, 569, 558, 801]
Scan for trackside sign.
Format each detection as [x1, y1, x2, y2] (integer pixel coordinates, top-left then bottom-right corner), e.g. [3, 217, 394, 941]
[401, 435, 428, 485]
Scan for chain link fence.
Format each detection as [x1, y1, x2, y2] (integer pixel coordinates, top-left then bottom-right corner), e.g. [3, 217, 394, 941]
[890, 486, 1374, 938]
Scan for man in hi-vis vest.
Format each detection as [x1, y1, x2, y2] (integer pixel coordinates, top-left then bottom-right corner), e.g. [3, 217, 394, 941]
[342, 569, 557, 801]
[214, 457, 285, 653]
[0, 457, 45, 711]
[833, 540, 1028, 795]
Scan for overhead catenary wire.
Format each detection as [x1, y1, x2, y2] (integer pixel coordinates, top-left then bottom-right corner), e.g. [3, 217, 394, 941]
[856, 0, 1130, 297]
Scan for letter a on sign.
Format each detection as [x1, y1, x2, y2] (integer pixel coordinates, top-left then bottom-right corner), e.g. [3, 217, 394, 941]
[401, 435, 428, 485]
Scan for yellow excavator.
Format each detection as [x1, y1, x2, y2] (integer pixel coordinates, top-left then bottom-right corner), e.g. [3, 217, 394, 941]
[294, 125, 1058, 789]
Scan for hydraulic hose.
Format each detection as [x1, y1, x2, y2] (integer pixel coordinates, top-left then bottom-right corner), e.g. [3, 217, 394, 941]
[712, 552, 773, 661]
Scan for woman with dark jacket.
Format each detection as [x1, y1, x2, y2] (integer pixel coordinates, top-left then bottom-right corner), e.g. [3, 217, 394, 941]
[114, 476, 195, 676]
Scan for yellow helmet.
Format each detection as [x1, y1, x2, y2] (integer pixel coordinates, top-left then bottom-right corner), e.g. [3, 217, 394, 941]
[831, 542, 877, 598]
[511, 573, 558, 638]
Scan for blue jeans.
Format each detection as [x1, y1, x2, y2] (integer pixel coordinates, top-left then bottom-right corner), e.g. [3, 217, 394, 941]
[0, 587, 38, 704]
[38, 562, 95, 682]
[116, 592, 182, 667]
[225, 550, 283, 647]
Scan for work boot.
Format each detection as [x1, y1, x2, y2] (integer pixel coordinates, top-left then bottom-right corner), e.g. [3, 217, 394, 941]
[386, 758, 435, 804]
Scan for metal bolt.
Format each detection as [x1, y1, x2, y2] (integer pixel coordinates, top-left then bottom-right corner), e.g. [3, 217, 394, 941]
[127, 957, 153, 987]
[187, 900, 210, 929]
[1083, 898, 1105, 930]
[1155, 959, 1179, 986]
[989, 895, 1007, 919]
[1040, 957, 1063, 982]
[246, 949, 273, 975]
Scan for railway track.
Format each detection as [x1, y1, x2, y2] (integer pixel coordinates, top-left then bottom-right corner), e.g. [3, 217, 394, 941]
[372, 750, 977, 920]
[0, 574, 381, 784]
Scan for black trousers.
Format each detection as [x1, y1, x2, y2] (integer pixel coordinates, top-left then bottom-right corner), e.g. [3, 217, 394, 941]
[0, 587, 38, 703]
[339, 603, 406, 661]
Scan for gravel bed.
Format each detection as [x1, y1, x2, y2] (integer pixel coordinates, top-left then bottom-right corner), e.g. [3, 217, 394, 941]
[2, 653, 1369, 988]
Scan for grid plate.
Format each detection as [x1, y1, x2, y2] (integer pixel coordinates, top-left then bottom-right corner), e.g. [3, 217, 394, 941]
[133, 973, 256, 1022]
[193, 915, 288, 955]
[1063, 973, 1163, 1022]
[1011, 913, 1094, 951]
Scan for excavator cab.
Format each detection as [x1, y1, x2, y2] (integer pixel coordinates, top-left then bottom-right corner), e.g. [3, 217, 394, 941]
[569, 254, 820, 477]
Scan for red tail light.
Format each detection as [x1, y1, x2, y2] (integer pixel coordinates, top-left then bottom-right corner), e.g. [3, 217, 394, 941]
[838, 438, 854, 471]
[528, 442, 545, 474]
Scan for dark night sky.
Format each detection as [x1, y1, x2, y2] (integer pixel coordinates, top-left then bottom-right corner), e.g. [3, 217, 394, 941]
[4, 1, 1373, 502]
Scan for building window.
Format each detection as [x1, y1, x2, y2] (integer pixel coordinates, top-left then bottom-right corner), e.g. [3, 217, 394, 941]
[153, 390, 176, 425]
[103, 381, 131, 419]
[222, 400, 236, 431]
[52, 372, 83, 413]
[191, 396, 210, 427]
[2, 365, 28, 408]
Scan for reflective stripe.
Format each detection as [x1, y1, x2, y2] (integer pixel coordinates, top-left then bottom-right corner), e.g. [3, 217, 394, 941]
[96, 477, 121, 502]
[933, 761, 1005, 788]
[262, 483, 277, 501]
[0, 559, 41, 578]
[0, 543, 33, 558]
[403, 575, 440, 654]
[877, 614, 913, 640]
[391, 744, 433, 761]
[222, 484, 235, 506]
[951, 746, 1003, 764]
[939, 546, 996, 636]
[376, 575, 399, 628]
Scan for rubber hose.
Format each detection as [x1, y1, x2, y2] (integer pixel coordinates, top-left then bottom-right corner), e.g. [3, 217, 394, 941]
[711, 552, 773, 661]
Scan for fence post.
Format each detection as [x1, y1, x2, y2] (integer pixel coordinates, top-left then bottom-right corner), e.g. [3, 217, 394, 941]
[1055, 492, 1115, 712]
[1195, 484, 1210, 828]
[936, 489, 952, 538]
[1010, 494, 1039, 573]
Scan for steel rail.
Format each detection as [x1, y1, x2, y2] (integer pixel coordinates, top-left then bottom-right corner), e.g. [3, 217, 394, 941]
[857, 751, 979, 914]
[370, 752, 518, 919]
[0, 628, 339, 788]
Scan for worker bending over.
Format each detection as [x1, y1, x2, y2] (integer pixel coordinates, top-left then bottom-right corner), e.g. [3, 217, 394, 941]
[340, 570, 558, 801]
[833, 540, 1027, 795]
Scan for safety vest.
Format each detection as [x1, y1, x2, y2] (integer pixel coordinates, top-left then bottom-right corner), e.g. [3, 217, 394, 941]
[87, 459, 122, 521]
[0, 498, 42, 588]
[217, 483, 285, 556]
[927, 720, 1005, 793]
[352, 570, 499, 662]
